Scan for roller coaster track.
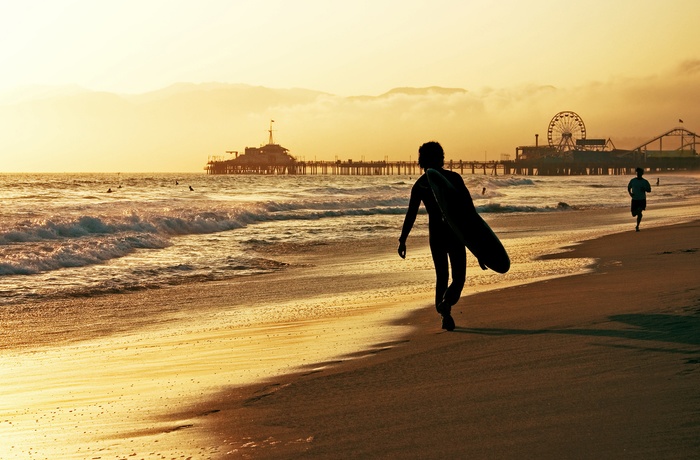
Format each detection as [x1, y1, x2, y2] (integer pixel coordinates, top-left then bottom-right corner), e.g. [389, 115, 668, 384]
[631, 127, 698, 152]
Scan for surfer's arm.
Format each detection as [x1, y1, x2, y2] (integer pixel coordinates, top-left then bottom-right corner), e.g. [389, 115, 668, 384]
[398, 187, 421, 258]
[398, 240, 407, 259]
[399, 213, 416, 244]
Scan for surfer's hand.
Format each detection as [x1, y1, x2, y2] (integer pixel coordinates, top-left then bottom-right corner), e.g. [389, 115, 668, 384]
[398, 241, 406, 259]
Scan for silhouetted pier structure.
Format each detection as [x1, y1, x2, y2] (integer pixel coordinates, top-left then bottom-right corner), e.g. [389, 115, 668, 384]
[206, 123, 699, 176]
[205, 159, 508, 176]
[510, 125, 699, 176]
[501, 158, 700, 176]
[206, 156, 699, 176]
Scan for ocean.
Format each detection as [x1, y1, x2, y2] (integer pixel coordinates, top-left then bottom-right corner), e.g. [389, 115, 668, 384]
[2, 171, 699, 308]
[2, 170, 700, 459]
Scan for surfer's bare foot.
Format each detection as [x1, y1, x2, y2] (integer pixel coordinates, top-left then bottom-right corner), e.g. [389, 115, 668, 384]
[441, 314, 455, 331]
[436, 301, 455, 330]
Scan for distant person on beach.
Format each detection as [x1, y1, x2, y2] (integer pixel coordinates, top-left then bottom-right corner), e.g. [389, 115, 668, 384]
[656, 178, 660, 186]
[398, 141, 474, 331]
[628, 167, 651, 232]
[482, 187, 486, 195]
[189, 185, 194, 191]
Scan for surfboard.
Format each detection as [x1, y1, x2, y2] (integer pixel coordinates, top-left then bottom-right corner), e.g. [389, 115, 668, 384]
[426, 168, 510, 274]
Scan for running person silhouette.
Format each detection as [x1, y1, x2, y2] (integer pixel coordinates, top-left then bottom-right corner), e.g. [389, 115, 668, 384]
[628, 167, 651, 232]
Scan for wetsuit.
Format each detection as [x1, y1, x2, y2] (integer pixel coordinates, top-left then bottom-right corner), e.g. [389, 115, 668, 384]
[399, 169, 474, 309]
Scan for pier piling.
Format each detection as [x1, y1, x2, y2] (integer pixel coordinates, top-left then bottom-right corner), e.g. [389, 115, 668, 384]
[207, 158, 699, 176]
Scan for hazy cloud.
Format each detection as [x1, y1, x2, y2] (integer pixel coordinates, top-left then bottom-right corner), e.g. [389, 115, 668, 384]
[1, 64, 698, 172]
[676, 59, 700, 75]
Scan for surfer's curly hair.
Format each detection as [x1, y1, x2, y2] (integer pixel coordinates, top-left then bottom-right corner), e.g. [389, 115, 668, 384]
[418, 141, 445, 169]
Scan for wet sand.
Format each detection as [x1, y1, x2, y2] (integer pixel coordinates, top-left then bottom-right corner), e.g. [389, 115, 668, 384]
[1, 210, 698, 459]
[194, 221, 700, 459]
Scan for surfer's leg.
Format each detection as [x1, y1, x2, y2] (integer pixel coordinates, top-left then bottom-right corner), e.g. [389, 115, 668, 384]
[430, 247, 449, 309]
[430, 233, 456, 331]
[442, 243, 466, 309]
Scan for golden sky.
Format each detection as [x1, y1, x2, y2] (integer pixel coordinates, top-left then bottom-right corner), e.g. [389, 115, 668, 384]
[1, 0, 699, 172]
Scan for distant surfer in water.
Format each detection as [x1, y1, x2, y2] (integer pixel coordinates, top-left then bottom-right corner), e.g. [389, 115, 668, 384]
[628, 167, 651, 232]
[398, 141, 474, 331]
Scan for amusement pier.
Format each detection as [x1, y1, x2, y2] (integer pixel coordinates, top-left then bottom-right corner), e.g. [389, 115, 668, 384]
[205, 114, 699, 176]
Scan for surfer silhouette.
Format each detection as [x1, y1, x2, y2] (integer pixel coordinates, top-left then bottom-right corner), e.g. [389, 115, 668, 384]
[398, 141, 475, 331]
[628, 167, 651, 232]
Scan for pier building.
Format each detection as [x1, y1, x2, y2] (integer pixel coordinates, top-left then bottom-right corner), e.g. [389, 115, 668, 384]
[205, 115, 699, 176]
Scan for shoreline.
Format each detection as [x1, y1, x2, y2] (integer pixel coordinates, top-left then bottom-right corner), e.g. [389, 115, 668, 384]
[2, 207, 699, 458]
[189, 220, 700, 458]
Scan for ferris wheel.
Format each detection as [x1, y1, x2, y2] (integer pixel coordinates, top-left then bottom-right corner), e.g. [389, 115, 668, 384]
[547, 111, 586, 152]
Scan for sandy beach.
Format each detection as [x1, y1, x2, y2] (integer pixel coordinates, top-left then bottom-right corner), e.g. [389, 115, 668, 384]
[195, 220, 700, 459]
[1, 207, 699, 459]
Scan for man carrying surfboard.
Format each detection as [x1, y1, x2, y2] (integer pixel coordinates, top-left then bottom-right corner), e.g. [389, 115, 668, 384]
[398, 141, 474, 331]
[628, 167, 651, 232]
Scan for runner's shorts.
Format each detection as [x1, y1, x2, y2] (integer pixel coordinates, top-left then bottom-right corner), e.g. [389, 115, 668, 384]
[631, 199, 646, 216]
